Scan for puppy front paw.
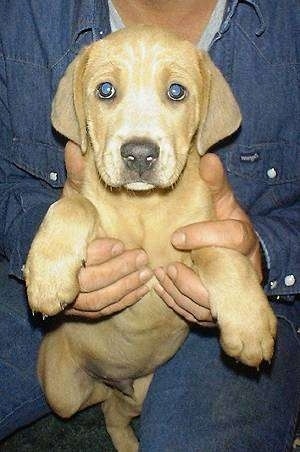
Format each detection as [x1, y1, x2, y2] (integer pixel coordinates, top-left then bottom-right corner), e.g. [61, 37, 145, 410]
[218, 297, 277, 368]
[25, 244, 83, 316]
[24, 197, 99, 316]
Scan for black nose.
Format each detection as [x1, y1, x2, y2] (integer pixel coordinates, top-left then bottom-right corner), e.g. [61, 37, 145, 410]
[120, 139, 160, 174]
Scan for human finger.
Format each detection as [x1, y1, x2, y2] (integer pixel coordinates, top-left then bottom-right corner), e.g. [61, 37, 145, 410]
[84, 238, 125, 266]
[78, 249, 149, 292]
[171, 219, 256, 256]
[166, 263, 209, 307]
[154, 267, 213, 322]
[199, 153, 231, 202]
[74, 267, 152, 311]
[64, 141, 85, 189]
[66, 284, 149, 319]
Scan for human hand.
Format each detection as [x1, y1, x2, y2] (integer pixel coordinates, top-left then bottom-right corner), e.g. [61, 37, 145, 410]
[65, 239, 152, 319]
[62, 141, 152, 319]
[63, 140, 85, 195]
[154, 153, 262, 326]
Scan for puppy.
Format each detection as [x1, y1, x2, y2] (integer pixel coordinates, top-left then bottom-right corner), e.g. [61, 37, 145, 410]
[25, 26, 276, 452]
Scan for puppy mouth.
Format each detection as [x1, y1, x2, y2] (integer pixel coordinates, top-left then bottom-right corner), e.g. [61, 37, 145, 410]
[100, 169, 158, 190]
[121, 175, 179, 191]
[106, 172, 170, 191]
[101, 164, 182, 191]
[102, 171, 179, 191]
[118, 163, 162, 190]
[124, 181, 155, 191]
[121, 173, 158, 190]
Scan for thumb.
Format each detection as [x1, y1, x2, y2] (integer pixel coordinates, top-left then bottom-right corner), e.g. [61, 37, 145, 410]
[199, 153, 231, 202]
[65, 140, 85, 187]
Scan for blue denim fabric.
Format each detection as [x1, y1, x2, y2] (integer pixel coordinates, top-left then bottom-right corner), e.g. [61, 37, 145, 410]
[140, 311, 300, 452]
[0, 258, 49, 439]
[1, 256, 299, 447]
[0, 0, 299, 447]
[0, 1, 299, 298]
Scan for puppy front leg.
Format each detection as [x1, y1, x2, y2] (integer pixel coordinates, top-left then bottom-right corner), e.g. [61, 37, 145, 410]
[192, 247, 277, 367]
[25, 194, 100, 316]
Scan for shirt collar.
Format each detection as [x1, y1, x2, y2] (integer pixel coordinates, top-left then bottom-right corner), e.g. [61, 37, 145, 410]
[224, 0, 266, 36]
[71, 0, 266, 44]
[72, 0, 111, 43]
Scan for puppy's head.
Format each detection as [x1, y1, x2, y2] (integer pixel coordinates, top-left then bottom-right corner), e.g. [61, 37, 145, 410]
[52, 26, 241, 191]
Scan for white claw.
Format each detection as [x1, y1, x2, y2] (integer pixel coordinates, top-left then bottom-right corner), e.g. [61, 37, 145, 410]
[31, 310, 35, 316]
[42, 314, 48, 320]
[60, 302, 67, 311]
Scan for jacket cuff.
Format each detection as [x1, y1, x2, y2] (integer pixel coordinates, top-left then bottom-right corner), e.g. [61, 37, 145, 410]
[253, 217, 298, 301]
[7, 203, 50, 280]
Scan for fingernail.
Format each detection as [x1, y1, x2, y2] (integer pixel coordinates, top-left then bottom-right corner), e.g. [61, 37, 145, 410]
[139, 268, 152, 282]
[167, 265, 177, 280]
[136, 251, 148, 267]
[111, 242, 124, 256]
[171, 231, 186, 246]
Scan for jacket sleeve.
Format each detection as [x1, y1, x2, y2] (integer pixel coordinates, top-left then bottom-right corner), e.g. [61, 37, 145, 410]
[252, 206, 300, 299]
[0, 51, 60, 280]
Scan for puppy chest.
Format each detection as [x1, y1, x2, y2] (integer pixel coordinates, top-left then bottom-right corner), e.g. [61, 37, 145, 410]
[88, 173, 212, 265]
[95, 204, 188, 264]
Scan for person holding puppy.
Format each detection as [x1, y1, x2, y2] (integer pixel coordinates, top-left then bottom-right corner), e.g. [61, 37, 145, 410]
[0, 1, 299, 450]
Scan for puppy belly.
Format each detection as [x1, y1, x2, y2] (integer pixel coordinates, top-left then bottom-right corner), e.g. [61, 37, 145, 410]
[64, 292, 188, 381]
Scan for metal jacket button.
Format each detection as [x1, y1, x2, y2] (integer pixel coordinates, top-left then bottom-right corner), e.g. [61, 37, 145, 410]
[267, 168, 277, 179]
[284, 274, 296, 287]
[49, 171, 58, 181]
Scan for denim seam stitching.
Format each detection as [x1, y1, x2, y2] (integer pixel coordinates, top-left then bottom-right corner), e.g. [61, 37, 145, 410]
[277, 315, 300, 346]
[236, 23, 300, 67]
[0, 392, 45, 426]
[50, 47, 72, 70]
[2, 56, 50, 70]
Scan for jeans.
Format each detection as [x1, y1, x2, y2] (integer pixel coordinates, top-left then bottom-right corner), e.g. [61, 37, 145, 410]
[1, 257, 300, 450]
[140, 316, 300, 451]
[0, 259, 49, 439]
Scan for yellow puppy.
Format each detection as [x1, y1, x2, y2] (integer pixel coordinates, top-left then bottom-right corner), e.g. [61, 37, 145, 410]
[25, 26, 276, 452]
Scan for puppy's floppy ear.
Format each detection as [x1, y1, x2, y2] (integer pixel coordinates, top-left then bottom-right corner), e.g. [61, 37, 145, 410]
[196, 51, 241, 155]
[51, 48, 89, 154]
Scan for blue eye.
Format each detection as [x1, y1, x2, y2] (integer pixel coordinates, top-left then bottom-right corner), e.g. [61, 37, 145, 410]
[96, 82, 116, 99]
[167, 83, 187, 101]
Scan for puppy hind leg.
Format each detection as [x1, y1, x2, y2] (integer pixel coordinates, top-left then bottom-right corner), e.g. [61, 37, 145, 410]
[102, 374, 153, 452]
[38, 335, 111, 418]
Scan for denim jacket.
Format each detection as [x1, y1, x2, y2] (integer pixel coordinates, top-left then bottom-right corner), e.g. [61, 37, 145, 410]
[0, 0, 299, 301]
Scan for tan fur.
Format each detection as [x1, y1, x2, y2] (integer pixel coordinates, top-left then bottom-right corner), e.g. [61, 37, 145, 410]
[24, 26, 276, 451]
